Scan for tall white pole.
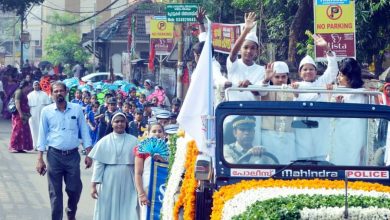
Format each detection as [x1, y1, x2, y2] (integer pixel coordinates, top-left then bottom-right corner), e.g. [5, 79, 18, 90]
[92, 0, 96, 72]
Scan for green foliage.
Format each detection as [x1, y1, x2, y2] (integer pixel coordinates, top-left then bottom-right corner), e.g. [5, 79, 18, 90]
[43, 12, 90, 66]
[231, 0, 258, 12]
[355, 0, 390, 66]
[0, 0, 44, 16]
[229, 0, 306, 61]
[0, 17, 20, 42]
[296, 30, 314, 57]
[167, 134, 178, 180]
[44, 31, 89, 66]
[232, 194, 390, 220]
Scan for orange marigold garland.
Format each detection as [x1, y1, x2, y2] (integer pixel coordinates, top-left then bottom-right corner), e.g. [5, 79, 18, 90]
[173, 140, 199, 220]
[211, 179, 390, 220]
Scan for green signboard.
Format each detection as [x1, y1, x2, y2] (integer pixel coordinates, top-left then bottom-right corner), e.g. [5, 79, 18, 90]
[166, 4, 198, 23]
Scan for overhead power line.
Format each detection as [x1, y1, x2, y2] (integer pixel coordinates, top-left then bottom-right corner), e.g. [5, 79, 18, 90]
[29, 0, 121, 26]
[41, 2, 129, 14]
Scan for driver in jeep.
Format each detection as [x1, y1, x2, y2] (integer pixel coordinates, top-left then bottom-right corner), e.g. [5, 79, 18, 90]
[224, 116, 279, 164]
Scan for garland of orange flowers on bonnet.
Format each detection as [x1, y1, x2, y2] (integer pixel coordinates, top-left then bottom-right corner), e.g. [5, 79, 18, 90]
[172, 140, 199, 220]
[211, 179, 390, 220]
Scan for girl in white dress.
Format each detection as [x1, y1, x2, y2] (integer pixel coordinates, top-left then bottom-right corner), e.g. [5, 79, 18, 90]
[134, 123, 166, 220]
[327, 58, 367, 165]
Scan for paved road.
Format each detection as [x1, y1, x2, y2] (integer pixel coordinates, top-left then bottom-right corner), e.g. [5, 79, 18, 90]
[0, 118, 94, 220]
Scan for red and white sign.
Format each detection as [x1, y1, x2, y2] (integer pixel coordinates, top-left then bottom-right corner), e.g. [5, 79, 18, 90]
[345, 170, 389, 179]
[151, 38, 174, 56]
[315, 33, 355, 61]
[211, 23, 241, 54]
[231, 168, 275, 178]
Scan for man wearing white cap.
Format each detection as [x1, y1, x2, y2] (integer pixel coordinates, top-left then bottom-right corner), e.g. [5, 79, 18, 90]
[291, 34, 338, 160]
[291, 34, 338, 101]
[259, 62, 296, 163]
[27, 81, 51, 150]
[226, 12, 265, 101]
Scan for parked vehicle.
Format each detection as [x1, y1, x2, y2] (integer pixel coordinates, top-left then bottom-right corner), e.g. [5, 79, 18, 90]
[81, 72, 123, 83]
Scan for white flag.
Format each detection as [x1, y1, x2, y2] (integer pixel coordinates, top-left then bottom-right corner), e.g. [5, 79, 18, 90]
[177, 18, 214, 154]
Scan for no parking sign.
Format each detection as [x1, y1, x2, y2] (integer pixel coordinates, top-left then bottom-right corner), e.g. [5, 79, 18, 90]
[314, 0, 355, 61]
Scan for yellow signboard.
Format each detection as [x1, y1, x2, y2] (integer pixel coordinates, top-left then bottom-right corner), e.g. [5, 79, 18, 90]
[150, 19, 174, 39]
[314, 0, 355, 33]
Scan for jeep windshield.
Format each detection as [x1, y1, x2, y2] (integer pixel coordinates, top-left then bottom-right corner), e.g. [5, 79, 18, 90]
[222, 113, 386, 167]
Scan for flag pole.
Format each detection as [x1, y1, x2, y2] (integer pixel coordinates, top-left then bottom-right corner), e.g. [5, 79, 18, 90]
[206, 18, 214, 151]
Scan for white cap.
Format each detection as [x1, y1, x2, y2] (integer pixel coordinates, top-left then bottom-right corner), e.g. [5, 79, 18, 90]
[299, 55, 316, 71]
[198, 32, 207, 42]
[244, 32, 258, 45]
[164, 124, 179, 134]
[273, 61, 289, 74]
[156, 110, 171, 119]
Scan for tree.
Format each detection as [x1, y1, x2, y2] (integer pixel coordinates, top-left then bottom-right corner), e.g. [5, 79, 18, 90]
[287, 0, 312, 65]
[356, 0, 390, 76]
[43, 12, 90, 66]
[231, 0, 308, 64]
[0, 0, 44, 16]
[44, 32, 90, 66]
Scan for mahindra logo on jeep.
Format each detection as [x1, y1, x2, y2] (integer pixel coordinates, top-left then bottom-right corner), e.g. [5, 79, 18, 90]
[282, 169, 338, 178]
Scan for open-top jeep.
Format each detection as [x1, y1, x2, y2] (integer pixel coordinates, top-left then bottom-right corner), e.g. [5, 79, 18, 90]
[194, 87, 390, 219]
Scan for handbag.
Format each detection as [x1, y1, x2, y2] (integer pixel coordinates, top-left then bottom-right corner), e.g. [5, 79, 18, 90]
[8, 97, 17, 113]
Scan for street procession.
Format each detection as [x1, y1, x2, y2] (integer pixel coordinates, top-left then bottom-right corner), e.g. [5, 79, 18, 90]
[1, 0, 390, 219]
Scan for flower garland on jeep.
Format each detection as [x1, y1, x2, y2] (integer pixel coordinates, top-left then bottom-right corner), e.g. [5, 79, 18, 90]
[172, 140, 198, 220]
[211, 179, 390, 220]
[161, 132, 187, 220]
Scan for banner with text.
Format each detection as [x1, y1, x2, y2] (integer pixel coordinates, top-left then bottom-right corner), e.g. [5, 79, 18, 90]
[147, 160, 168, 220]
[211, 23, 241, 54]
[151, 38, 174, 56]
[315, 33, 355, 61]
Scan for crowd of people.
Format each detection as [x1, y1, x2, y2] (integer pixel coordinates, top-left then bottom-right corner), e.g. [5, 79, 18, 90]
[0, 8, 388, 220]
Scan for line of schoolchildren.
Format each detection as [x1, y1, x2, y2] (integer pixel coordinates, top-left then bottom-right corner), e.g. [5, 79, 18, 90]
[69, 86, 182, 152]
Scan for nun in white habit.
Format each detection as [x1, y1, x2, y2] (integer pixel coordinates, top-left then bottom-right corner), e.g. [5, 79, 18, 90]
[27, 81, 51, 148]
[90, 112, 138, 220]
